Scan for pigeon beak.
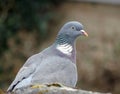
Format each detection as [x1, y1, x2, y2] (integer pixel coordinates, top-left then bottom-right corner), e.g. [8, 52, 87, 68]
[80, 30, 88, 37]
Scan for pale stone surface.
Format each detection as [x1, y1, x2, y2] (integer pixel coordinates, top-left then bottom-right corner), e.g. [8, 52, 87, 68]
[12, 84, 111, 94]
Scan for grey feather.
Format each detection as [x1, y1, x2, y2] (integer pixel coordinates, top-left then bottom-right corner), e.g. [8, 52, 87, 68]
[7, 21, 88, 92]
[32, 55, 77, 87]
[7, 53, 43, 91]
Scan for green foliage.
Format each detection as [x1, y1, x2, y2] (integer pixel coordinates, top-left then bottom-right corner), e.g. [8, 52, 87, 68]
[0, 0, 63, 55]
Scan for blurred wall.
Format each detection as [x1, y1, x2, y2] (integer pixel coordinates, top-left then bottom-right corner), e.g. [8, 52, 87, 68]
[79, 0, 120, 5]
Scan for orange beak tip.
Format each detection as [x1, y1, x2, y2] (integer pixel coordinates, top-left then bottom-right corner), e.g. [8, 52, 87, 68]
[84, 32, 88, 37]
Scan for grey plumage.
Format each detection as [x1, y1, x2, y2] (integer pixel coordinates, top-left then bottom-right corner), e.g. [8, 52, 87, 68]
[7, 21, 88, 92]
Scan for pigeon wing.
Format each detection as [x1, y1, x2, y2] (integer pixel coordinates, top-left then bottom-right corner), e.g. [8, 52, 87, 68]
[7, 53, 42, 92]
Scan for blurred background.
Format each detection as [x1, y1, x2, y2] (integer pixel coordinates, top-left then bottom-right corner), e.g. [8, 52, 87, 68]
[0, 0, 120, 94]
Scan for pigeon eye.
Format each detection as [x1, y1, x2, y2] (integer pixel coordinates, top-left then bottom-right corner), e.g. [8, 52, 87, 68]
[71, 26, 75, 30]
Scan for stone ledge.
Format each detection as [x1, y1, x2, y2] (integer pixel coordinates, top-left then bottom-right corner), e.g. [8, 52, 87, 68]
[9, 83, 111, 94]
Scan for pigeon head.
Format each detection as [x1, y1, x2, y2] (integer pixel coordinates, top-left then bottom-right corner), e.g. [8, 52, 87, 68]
[55, 21, 88, 45]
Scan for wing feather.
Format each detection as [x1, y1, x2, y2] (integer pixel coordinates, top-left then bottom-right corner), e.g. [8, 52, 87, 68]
[7, 53, 42, 92]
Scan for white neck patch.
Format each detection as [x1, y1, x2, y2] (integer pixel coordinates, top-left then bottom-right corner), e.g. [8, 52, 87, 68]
[56, 43, 73, 55]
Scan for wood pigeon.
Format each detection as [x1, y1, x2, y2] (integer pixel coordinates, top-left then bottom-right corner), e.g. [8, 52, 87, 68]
[7, 21, 88, 92]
